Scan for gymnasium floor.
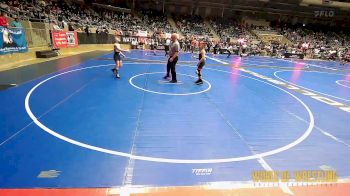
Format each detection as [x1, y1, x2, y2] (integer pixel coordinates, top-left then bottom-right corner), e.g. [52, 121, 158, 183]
[0, 50, 349, 195]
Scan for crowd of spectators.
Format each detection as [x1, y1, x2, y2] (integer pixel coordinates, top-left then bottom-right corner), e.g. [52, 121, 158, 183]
[0, 10, 23, 28]
[53, 1, 147, 35]
[141, 10, 173, 34]
[1, 0, 58, 22]
[174, 15, 212, 38]
[0, 0, 349, 62]
[278, 26, 349, 60]
[209, 18, 257, 43]
[0, 0, 147, 35]
[209, 18, 242, 38]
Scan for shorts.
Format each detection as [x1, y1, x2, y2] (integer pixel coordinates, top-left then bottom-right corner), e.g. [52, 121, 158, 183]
[114, 52, 121, 61]
[197, 61, 205, 69]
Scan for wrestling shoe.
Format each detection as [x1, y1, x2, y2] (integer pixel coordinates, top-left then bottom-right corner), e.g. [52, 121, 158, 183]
[195, 79, 203, 85]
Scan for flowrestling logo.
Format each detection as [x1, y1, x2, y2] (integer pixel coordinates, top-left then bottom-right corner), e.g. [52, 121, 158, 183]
[314, 10, 335, 18]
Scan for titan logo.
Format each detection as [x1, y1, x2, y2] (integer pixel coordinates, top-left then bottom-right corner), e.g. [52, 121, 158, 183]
[192, 168, 213, 176]
[37, 170, 61, 178]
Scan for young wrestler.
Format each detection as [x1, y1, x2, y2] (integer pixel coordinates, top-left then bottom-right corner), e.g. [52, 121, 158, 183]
[111, 38, 129, 78]
[195, 44, 206, 85]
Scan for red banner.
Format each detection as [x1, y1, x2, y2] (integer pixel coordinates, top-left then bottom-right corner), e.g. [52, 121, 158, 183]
[52, 31, 78, 48]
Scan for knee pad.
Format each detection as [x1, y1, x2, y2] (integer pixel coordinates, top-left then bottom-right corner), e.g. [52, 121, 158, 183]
[197, 69, 202, 77]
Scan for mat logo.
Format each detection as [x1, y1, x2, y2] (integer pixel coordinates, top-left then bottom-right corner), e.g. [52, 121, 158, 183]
[37, 170, 61, 178]
[192, 168, 213, 176]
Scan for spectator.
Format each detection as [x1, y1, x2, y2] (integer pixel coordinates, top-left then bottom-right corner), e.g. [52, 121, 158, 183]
[0, 11, 9, 27]
[174, 15, 211, 37]
[84, 25, 90, 36]
[103, 26, 109, 34]
[0, 0, 348, 60]
[52, 21, 61, 31]
[10, 17, 22, 28]
[68, 23, 75, 31]
[0, 2, 10, 11]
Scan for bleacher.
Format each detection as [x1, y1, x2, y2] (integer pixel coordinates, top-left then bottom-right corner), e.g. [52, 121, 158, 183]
[0, 0, 349, 61]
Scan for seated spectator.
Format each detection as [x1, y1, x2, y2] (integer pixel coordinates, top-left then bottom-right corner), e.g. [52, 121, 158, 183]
[52, 21, 61, 31]
[174, 15, 211, 37]
[141, 10, 173, 34]
[68, 23, 75, 31]
[10, 17, 22, 28]
[0, 2, 10, 11]
[84, 25, 90, 36]
[0, 11, 9, 27]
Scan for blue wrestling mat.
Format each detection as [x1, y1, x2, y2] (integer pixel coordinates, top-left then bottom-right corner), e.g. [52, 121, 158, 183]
[0, 50, 349, 191]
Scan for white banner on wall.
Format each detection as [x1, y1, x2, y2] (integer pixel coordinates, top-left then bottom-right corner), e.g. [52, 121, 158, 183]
[137, 30, 148, 37]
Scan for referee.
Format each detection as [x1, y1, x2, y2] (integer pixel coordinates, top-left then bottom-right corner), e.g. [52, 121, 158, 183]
[163, 33, 180, 83]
